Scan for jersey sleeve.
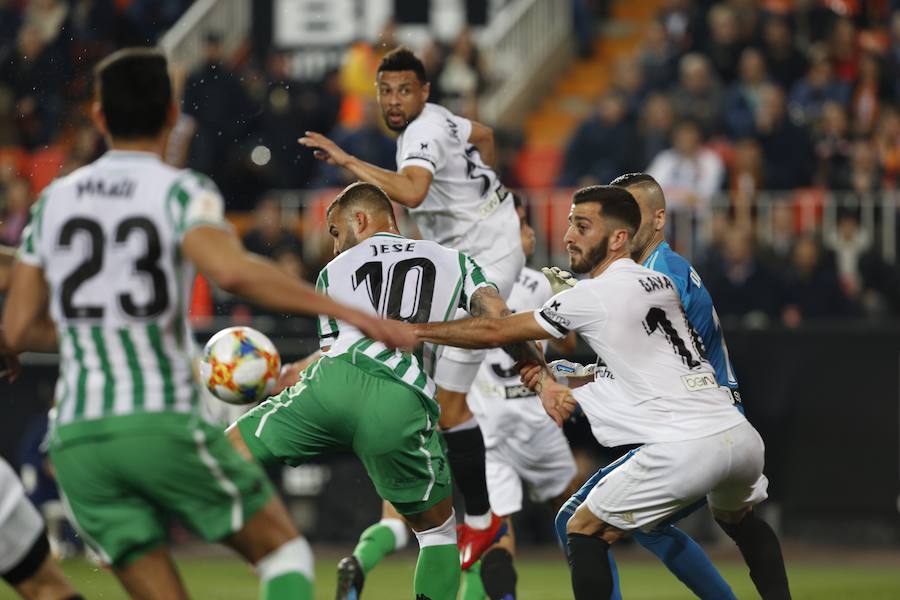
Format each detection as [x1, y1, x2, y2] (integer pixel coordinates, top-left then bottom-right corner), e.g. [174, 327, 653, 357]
[457, 252, 496, 313]
[532, 285, 605, 339]
[397, 119, 446, 174]
[16, 192, 48, 267]
[168, 171, 231, 242]
[315, 267, 340, 348]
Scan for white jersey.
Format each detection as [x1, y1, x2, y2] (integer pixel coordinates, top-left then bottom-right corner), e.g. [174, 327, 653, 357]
[396, 103, 522, 266]
[533, 258, 746, 447]
[468, 267, 556, 446]
[17, 150, 229, 433]
[315, 232, 492, 402]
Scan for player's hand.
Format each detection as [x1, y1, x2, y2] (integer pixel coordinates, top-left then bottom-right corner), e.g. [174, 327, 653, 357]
[519, 363, 545, 391]
[541, 266, 577, 295]
[0, 329, 21, 382]
[273, 362, 303, 395]
[298, 131, 351, 167]
[547, 359, 595, 384]
[354, 314, 417, 351]
[537, 378, 578, 427]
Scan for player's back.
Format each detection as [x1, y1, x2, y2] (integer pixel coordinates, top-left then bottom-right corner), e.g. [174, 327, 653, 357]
[395, 103, 521, 265]
[541, 259, 745, 447]
[316, 232, 490, 400]
[18, 150, 220, 436]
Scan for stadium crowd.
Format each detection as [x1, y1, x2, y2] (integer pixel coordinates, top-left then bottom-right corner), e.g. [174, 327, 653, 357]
[1, 0, 899, 325]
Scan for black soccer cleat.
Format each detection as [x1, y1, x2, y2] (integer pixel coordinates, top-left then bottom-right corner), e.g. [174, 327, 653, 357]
[335, 555, 365, 600]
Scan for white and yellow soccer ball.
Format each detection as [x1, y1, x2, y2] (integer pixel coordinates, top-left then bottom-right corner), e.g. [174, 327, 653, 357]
[200, 326, 281, 405]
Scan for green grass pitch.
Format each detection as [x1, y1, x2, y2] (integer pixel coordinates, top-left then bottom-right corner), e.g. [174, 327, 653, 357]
[33, 548, 900, 600]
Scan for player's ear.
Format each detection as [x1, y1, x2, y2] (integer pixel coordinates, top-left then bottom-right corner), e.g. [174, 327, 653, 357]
[353, 210, 368, 235]
[90, 100, 108, 138]
[422, 81, 431, 102]
[655, 208, 666, 232]
[610, 228, 629, 252]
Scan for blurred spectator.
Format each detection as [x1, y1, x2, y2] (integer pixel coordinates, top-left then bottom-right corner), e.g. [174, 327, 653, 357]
[657, 0, 697, 53]
[824, 208, 871, 299]
[729, 0, 761, 47]
[242, 197, 303, 260]
[0, 0, 21, 47]
[728, 138, 764, 211]
[420, 39, 446, 103]
[314, 99, 396, 188]
[849, 52, 888, 137]
[790, 0, 836, 52]
[669, 53, 722, 135]
[704, 4, 745, 85]
[647, 119, 724, 210]
[829, 139, 884, 192]
[636, 93, 675, 170]
[703, 226, 782, 321]
[788, 47, 851, 128]
[761, 16, 808, 91]
[68, 0, 116, 46]
[873, 107, 900, 186]
[558, 92, 637, 186]
[889, 11, 900, 102]
[813, 101, 853, 187]
[122, 0, 191, 45]
[757, 202, 797, 277]
[638, 20, 677, 93]
[610, 56, 645, 118]
[0, 24, 67, 149]
[723, 47, 771, 139]
[781, 234, 852, 325]
[828, 17, 860, 84]
[437, 28, 487, 115]
[23, 0, 68, 46]
[754, 84, 814, 189]
[1, 176, 32, 246]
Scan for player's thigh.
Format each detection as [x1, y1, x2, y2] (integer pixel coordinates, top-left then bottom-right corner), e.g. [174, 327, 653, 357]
[50, 439, 167, 568]
[434, 348, 484, 396]
[226, 494, 299, 564]
[113, 546, 189, 600]
[708, 422, 769, 514]
[513, 424, 578, 507]
[353, 378, 452, 517]
[485, 445, 524, 517]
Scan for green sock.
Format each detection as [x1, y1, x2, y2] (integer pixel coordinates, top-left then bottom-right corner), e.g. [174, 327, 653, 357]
[414, 543, 460, 600]
[261, 571, 313, 600]
[353, 522, 397, 574]
[460, 560, 486, 600]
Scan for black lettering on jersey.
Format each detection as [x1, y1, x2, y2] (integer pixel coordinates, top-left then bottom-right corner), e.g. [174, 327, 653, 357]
[504, 384, 536, 399]
[638, 275, 674, 293]
[445, 118, 459, 142]
[516, 272, 539, 294]
[464, 146, 490, 196]
[76, 178, 136, 198]
[595, 355, 615, 380]
[370, 242, 416, 257]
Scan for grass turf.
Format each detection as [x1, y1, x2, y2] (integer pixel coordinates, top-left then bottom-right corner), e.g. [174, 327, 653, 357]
[33, 550, 900, 600]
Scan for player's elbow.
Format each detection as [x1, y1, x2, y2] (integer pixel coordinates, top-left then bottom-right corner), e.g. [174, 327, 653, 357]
[3, 319, 27, 353]
[204, 263, 247, 294]
[403, 187, 428, 208]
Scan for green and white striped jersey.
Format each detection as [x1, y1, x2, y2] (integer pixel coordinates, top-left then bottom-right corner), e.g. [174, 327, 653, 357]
[17, 150, 229, 436]
[316, 232, 493, 401]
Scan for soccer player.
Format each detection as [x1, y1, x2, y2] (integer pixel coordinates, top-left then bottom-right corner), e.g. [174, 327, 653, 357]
[227, 182, 539, 600]
[403, 185, 791, 600]
[299, 46, 525, 564]
[0, 248, 82, 600]
[0, 48, 412, 600]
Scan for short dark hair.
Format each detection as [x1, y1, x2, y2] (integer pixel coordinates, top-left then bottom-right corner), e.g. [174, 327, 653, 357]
[95, 48, 171, 140]
[572, 185, 641, 235]
[327, 182, 395, 222]
[377, 46, 427, 84]
[609, 172, 658, 188]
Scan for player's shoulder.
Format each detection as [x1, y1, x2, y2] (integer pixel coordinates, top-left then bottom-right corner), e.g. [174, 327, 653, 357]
[646, 242, 693, 284]
[407, 103, 464, 139]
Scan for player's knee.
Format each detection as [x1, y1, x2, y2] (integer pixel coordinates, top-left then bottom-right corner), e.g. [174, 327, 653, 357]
[256, 537, 314, 584]
[412, 510, 457, 548]
[3, 531, 51, 588]
[554, 504, 575, 549]
[377, 518, 409, 551]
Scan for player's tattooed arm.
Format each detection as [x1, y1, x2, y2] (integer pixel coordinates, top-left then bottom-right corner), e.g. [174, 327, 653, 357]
[467, 286, 546, 369]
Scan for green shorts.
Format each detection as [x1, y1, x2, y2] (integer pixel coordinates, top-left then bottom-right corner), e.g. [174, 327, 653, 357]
[50, 413, 273, 567]
[236, 355, 451, 515]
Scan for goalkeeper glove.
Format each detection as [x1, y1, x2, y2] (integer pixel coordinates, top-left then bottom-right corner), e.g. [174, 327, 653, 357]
[547, 359, 595, 386]
[541, 266, 577, 295]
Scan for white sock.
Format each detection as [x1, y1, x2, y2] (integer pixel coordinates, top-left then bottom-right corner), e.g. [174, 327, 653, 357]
[464, 512, 492, 529]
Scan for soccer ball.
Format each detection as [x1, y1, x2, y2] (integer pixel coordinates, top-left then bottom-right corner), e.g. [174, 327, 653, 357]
[200, 326, 281, 405]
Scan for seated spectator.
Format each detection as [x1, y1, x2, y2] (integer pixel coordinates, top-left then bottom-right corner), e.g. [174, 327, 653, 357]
[647, 119, 725, 210]
[781, 234, 853, 325]
[828, 17, 860, 84]
[873, 107, 900, 186]
[437, 28, 486, 115]
[704, 4, 745, 85]
[829, 139, 884, 192]
[638, 20, 677, 93]
[728, 138, 764, 215]
[849, 52, 889, 137]
[761, 15, 809, 91]
[723, 47, 771, 139]
[669, 53, 723, 136]
[635, 93, 674, 170]
[889, 11, 900, 102]
[790, 0, 837, 52]
[1, 176, 31, 246]
[0, 0, 21, 48]
[813, 101, 853, 186]
[242, 197, 303, 259]
[24, 0, 68, 46]
[702, 226, 782, 322]
[789, 47, 851, 127]
[558, 92, 637, 186]
[610, 56, 645, 119]
[656, 0, 698, 53]
[757, 202, 797, 277]
[755, 84, 815, 189]
[824, 208, 871, 299]
[314, 99, 396, 188]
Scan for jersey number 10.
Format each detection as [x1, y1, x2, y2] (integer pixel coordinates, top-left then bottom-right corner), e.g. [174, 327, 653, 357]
[353, 258, 437, 322]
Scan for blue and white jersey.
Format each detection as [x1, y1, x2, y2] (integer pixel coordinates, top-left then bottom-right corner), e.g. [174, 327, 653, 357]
[643, 241, 739, 391]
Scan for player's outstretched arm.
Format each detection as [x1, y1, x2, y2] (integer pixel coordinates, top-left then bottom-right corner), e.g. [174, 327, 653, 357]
[467, 120, 495, 167]
[467, 285, 547, 370]
[411, 306, 551, 350]
[182, 226, 415, 349]
[0, 244, 15, 291]
[1, 261, 57, 354]
[299, 132, 433, 208]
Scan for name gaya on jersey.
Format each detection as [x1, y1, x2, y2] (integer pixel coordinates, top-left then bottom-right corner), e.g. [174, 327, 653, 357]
[532, 259, 746, 448]
[395, 103, 521, 266]
[314, 232, 494, 406]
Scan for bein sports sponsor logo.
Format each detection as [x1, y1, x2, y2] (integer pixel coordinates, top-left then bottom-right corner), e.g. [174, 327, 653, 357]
[542, 309, 570, 328]
[681, 372, 718, 392]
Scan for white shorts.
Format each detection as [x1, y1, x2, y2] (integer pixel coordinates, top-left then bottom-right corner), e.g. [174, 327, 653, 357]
[434, 249, 526, 393]
[0, 458, 45, 574]
[487, 421, 578, 516]
[585, 421, 769, 531]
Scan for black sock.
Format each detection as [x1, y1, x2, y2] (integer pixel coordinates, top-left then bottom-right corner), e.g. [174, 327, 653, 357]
[567, 533, 612, 600]
[716, 512, 791, 600]
[64, 596, 86, 600]
[480, 548, 517, 599]
[443, 426, 491, 517]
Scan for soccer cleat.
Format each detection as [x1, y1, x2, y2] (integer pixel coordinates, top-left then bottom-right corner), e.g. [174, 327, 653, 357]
[335, 555, 365, 600]
[457, 513, 505, 570]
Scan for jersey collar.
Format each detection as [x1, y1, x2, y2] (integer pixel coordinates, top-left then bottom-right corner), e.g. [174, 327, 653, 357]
[370, 232, 404, 239]
[598, 257, 635, 277]
[642, 240, 670, 269]
[101, 150, 162, 161]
